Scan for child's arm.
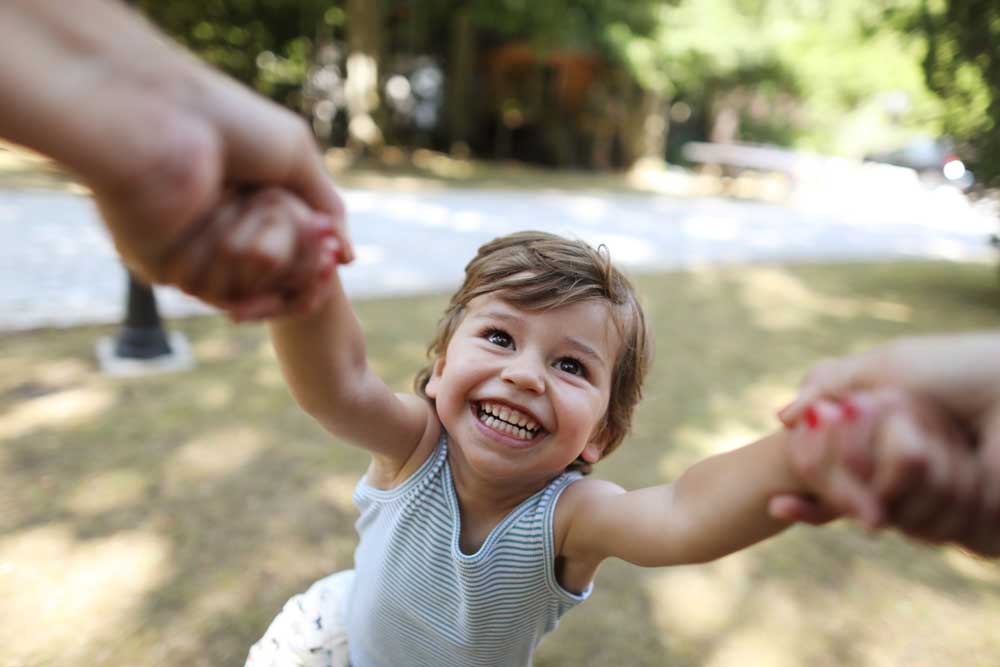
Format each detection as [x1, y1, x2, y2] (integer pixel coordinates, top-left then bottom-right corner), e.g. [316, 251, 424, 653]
[253, 193, 435, 472]
[559, 428, 809, 570]
[188, 187, 433, 471]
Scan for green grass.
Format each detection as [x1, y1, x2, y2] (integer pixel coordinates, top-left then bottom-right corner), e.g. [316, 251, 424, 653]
[2, 260, 999, 667]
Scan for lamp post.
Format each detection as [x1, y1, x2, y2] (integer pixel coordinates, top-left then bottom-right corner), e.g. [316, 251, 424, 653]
[96, 269, 193, 376]
[114, 271, 172, 358]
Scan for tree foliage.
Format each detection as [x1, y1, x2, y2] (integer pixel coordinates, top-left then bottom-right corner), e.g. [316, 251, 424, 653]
[916, 0, 999, 184]
[136, 0, 341, 105]
[134, 0, 962, 168]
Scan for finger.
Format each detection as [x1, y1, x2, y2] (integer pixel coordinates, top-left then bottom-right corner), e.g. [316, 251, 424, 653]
[786, 400, 883, 526]
[287, 152, 353, 264]
[836, 393, 881, 481]
[768, 494, 840, 525]
[238, 189, 311, 297]
[923, 450, 979, 545]
[874, 410, 947, 534]
[778, 355, 874, 426]
[206, 83, 354, 262]
[283, 248, 337, 318]
[161, 199, 239, 301]
[223, 293, 288, 322]
[966, 414, 1000, 556]
[912, 400, 979, 544]
[282, 216, 338, 297]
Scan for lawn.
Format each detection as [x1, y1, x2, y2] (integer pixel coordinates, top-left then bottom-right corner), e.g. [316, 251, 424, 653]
[2, 259, 999, 667]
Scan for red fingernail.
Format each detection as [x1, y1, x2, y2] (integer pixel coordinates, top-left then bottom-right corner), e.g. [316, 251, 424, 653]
[841, 399, 859, 421]
[804, 406, 820, 429]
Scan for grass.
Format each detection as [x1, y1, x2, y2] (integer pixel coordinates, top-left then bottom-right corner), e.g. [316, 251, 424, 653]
[0, 140, 720, 200]
[2, 259, 999, 666]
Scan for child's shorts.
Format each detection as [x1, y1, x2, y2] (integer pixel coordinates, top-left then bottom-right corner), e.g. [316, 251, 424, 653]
[245, 569, 353, 667]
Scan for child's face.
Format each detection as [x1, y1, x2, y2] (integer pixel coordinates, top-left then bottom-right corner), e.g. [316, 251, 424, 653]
[426, 293, 620, 483]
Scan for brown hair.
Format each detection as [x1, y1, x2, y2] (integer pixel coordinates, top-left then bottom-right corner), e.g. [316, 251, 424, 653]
[414, 231, 652, 473]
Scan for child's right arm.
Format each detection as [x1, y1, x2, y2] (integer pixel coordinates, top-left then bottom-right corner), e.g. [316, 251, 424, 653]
[207, 187, 434, 472]
[268, 263, 435, 468]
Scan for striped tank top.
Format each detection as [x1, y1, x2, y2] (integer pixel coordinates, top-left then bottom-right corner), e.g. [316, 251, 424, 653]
[345, 431, 591, 667]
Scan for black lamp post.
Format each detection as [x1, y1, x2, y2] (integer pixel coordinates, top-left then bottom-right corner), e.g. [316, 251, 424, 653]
[113, 270, 172, 359]
[96, 267, 193, 376]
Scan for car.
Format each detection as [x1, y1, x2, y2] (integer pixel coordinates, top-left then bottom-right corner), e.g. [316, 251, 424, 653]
[865, 136, 974, 190]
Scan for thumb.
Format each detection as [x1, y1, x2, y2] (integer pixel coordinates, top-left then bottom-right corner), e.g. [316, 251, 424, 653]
[965, 408, 1000, 557]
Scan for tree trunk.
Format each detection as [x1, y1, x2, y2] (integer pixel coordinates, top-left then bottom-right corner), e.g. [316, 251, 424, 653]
[346, 0, 384, 154]
[447, 7, 475, 155]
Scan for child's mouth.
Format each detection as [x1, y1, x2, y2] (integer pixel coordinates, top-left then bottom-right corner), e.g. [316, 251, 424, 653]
[475, 401, 544, 442]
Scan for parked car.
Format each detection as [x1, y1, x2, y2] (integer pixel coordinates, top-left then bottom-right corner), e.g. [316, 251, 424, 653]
[865, 136, 974, 190]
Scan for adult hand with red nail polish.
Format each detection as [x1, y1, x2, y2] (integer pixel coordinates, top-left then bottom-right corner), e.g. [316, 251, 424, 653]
[771, 397, 883, 529]
[0, 0, 353, 317]
[773, 334, 1000, 557]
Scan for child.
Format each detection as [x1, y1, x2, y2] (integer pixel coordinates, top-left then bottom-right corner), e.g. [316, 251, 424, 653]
[226, 189, 969, 667]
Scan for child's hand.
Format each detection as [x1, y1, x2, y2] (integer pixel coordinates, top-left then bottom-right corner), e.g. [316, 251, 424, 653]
[160, 187, 341, 321]
[772, 389, 982, 548]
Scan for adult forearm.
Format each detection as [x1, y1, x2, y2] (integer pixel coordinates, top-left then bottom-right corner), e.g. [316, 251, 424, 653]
[0, 0, 193, 178]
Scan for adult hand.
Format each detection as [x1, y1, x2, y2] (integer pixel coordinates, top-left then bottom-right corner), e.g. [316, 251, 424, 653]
[0, 0, 353, 314]
[773, 333, 1000, 556]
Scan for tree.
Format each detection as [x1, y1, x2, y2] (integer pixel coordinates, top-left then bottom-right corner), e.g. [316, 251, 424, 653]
[914, 0, 998, 184]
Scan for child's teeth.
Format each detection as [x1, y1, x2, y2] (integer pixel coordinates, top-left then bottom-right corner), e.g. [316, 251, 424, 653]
[477, 402, 540, 440]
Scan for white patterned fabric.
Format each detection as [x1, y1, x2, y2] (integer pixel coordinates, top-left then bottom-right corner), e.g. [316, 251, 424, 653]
[245, 570, 353, 667]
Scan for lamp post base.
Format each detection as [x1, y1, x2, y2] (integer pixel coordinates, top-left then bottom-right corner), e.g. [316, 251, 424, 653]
[96, 330, 194, 377]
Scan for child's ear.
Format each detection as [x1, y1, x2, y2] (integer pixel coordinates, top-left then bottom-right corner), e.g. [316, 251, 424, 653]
[424, 357, 445, 399]
[580, 438, 606, 464]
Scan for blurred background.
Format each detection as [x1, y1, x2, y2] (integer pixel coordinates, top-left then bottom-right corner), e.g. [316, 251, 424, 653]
[132, 0, 998, 185]
[3, 1, 1000, 666]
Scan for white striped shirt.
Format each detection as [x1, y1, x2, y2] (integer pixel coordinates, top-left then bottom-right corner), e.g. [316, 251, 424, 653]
[346, 432, 590, 666]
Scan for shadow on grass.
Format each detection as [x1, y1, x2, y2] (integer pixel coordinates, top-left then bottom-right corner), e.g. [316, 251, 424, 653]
[2, 261, 999, 666]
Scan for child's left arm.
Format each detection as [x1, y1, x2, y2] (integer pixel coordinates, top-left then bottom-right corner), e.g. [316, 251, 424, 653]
[560, 428, 811, 570]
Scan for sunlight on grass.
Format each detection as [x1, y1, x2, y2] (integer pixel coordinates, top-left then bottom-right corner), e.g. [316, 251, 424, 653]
[705, 623, 801, 667]
[67, 469, 148, 516]
[253, 364, 286, 389]
[0, 386, 114, 439]
[726, 267, 913, 332]
[197, 380, 235, 410]
[1, 260, 998, 666]
[33, 357, 92, 386]
[647, 553, 751, 640]
[0, 524, 169, 665]
[164, 426, 266, 489]
[193, 333, 240, 361]
[318, 473, 361, 513]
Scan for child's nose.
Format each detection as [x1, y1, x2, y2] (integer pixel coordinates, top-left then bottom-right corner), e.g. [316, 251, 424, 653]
[501, 356, 545, 394]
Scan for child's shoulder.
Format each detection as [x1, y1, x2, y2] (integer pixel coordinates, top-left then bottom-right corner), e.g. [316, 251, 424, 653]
[553, 476, 626, 548]
[552, 477, 627, 592]
[364, 393, 441, 490]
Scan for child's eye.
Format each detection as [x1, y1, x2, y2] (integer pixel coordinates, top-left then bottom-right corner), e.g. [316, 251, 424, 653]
[485, 329, 514, 348]
[555, 357, 587, 377]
